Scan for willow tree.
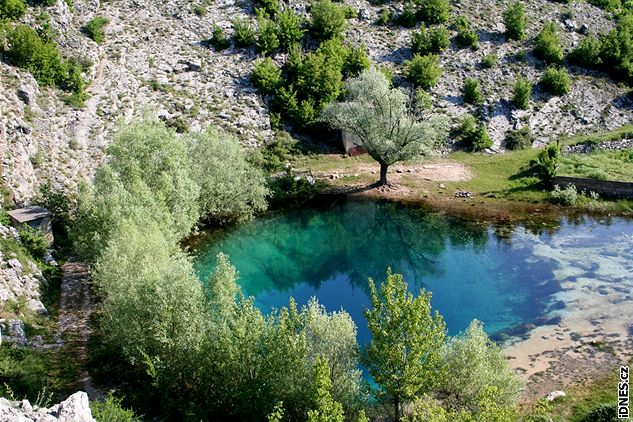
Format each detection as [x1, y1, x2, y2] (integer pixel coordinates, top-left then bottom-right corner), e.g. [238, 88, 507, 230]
[322, 67, 447, 186]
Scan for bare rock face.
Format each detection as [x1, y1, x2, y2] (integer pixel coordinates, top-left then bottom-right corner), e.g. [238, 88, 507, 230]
[0, 392, 95, 422]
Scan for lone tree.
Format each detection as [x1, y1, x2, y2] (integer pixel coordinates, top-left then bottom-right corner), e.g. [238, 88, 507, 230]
[322, 67, 447, 186]
[362, 270, 447, 421]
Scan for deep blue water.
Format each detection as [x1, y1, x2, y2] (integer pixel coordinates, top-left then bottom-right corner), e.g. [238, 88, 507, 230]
[193, 198, 633, 347]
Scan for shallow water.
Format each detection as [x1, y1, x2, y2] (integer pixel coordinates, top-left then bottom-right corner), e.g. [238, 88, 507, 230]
[193, 198, 633, 347]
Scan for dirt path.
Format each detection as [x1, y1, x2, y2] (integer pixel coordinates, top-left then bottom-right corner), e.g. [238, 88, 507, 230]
[58, 260, 102, 401]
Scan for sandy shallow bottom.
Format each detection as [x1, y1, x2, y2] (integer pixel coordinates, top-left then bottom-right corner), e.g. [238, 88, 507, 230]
[503, 226, 633, 399]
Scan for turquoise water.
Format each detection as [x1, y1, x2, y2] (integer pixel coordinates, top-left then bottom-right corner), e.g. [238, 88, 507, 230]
[193, 198, 633, 346]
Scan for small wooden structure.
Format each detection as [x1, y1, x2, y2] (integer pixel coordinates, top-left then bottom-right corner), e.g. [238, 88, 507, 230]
[7, 206, 54, 245]
[341, 131, 367, 157]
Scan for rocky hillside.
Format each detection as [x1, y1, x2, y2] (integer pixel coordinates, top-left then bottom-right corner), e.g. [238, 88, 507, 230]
[0, 391, 95, 421]
[2, 0, 632, 203]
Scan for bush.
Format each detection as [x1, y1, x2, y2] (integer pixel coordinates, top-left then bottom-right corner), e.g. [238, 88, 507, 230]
[481, 53, 497, 68]
[232, 17, 256, 47]
[83, 16, 109, 44]
[252, 57, 282, 94]
[462, 77, 483, 105]
[540, 66, 571, 96]
[505, 126, 533, 150]
[405, 54, 442, 89]
[455, 16, 478, 49]
[193, 5, 206, 16]
[395, 6, 417, 28]
[310, 0, 346, 40]
[276, 8, 304, 51]
[18, 226, 48, 259]
[550, 184, 578, 205]
[376, 8, 390, 26]
[455, 115, 492, 151]
[534, 21, 563, 64]
[411, 25, 450, 55]
[503, 1, 526, 41]
[579, 402, 619, 422]
[0, 0, 26, 22]
[568, 35, 601, 68]
[343, 45, 370, 77]
[588, 0, 622, 12]
[256, 11, 279, 55]
[256, 0, 280, 17]
[210, 24, 230, 51]
[417, 0, 451, 25]
[512, 77, 532, 109]
[91, 394, 140, 422]
[531, 144, 560, 186]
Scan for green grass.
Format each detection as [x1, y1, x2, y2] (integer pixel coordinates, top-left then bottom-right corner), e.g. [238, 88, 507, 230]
[559, 124, 633, 147]
[559, 150, 633, 182]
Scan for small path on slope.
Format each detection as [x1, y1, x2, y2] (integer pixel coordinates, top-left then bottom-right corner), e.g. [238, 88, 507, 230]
[58, 260, 102, 401]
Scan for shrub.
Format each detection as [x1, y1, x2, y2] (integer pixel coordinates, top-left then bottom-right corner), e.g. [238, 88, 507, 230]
[405, 54, 442, 89]
[540, 66, 571, 96]
[481, 53, 497, 68]
[531, 144, 560, 186]
[417, 0, 451, 25]
[550, 184, 578, 205]
[83, 16, 109, 44]
[210, 24, 230, 51]
[512, 77, 532, 109]
[0, 0, 27, 22]
[256, 11, 279, 55]
[503, 1, 526, 41]
[462, 77, 483, 105]
[91, 394, 140, 422]
[579, 402, 619, 422]
[18, 226, 48, 260]
[256, 0, 280, 17]
[455, 16, 478, 49]
[310, 0, 346, 40]
[455, 115, 492, 151]
[252, 57, 282, 94]
[568, 35, 601, 68]
[193, 5, 206, 16]
[376, 8, 390, 26]
[342, 5, 356, 19]
[588, 0, 622, 12]
[233, 17, 256, 47]
[343, 45, 370, 77]
[534, 21, 563, 64]
[395, 6, 417, 28]
[411, 25, 450, 55]
[415, 88, 432, 111]
[505, 126, 533, 150]
[276, 8, 304, 51]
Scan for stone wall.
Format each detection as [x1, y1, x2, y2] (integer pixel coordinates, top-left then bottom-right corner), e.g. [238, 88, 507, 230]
[553, 176, 633, 199]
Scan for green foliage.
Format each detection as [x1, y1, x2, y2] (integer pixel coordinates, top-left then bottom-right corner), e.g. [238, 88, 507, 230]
[455, 115, 492, 151]
[568, 35, 601, 68]
[343, 45, 370, 77]
[417, 0, 452, 25]
[0, 347, 50, 401]
[83, 16, 109, 44]
[307, 358, 345, 422]
[323, 68, 447, 185]
[481, 53, 497, 68]
[534, 21, 563, 64]
[193, 5, 206, 16]
[0, 0, 26, 22]
[376, 8, 390, 26]
[395, 6, 417, 28]
[342, 4, 357, 19]
[578, 402, 619, 421]
[505, 126, 533, 150]
[267, 167, 326, 205]
[540, 66, 571, 96]
[411, 25, 450, 55]
[252, 57, 282, 94]
[512, 77, 532, 109]
[91, 393, 140, 422]
[405, 54, 442, 89]
[531, 144, 560, 186]
[268, 402, 285, 422]
[310, 0, 347, 40]
[440, 320, 523, 414]
[256, 0, 280, 17]
[276, 8, 304, 51]
[2, 25, 86, 106]
[455, 16, 478, 49]
[188, 128, 269, 223]
[550, 184, 578, 205]
[503, 2, 526, 41]
[588, 0, 622, 12]
[462, 77, 483, 105]
[362, 270, 447, 421]
[232, 17, 256, 47]
[256, 10, 280, 55]
[210, 24, 230, 51]
[18, 225, 48, 260]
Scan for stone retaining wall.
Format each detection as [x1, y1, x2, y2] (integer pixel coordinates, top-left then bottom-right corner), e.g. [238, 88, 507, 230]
[553, 176, 633, 199]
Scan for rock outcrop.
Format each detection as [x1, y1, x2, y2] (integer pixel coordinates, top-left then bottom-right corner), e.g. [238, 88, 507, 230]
[0, 392, 96, 422]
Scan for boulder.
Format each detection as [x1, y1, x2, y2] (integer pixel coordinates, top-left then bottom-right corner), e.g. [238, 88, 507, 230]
[546, 390, 566, 401]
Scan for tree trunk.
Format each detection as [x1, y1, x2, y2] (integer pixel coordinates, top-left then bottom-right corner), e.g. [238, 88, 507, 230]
[394, 396, 400, 422]
[379, 163, 389, 186]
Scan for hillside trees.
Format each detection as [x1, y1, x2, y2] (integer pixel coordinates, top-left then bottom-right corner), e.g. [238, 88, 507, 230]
[503, 2, 526, 41]
[323, 68, 447, 185]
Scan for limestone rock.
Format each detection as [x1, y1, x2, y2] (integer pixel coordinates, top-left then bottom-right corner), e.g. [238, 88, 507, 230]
[546, 390, 566, 401]
[0, 392, 95, 422]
